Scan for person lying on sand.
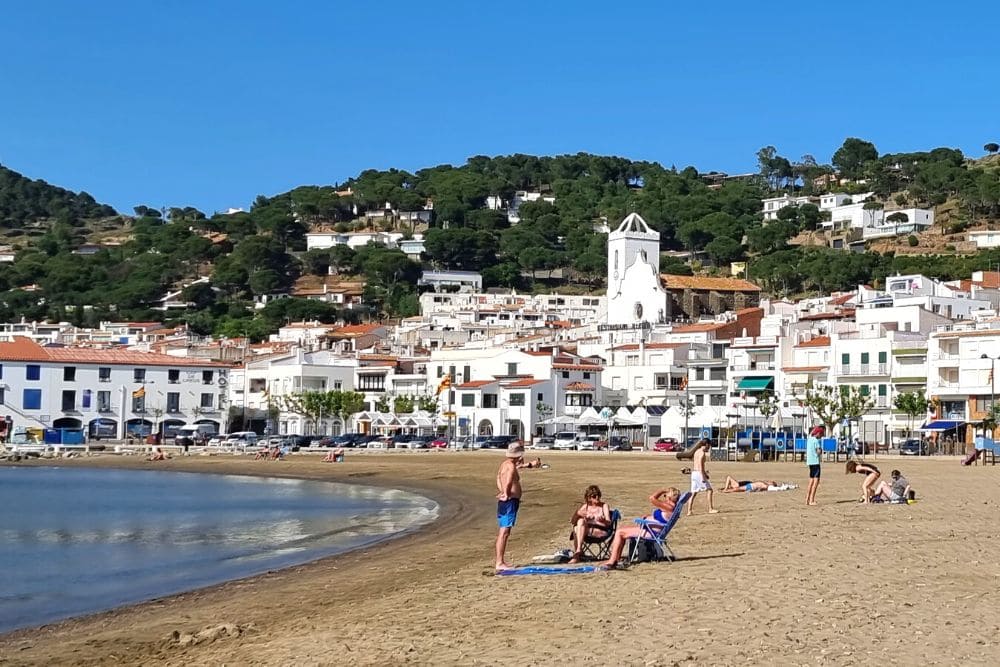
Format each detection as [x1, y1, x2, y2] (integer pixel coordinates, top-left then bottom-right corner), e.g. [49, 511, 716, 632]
[601, 487, 680, 568]
[322, 447, 345, 463]
[568, 485, 612, 563]
[721, 476, 779, 493]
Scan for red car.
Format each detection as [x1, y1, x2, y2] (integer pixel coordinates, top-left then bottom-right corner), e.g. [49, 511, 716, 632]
[430, 438, 449, 449]
[653, 437, 682, 452]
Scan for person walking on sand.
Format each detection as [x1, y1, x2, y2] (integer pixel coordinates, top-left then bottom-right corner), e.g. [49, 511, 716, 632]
[495, 442, 541, 571]
[805, 425, 823, 506]
[687, 439, 718, 516]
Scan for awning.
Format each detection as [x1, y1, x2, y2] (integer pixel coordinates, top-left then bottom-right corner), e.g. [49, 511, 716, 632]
[919, 420, 962, 432]
[737, 377, 774, 391]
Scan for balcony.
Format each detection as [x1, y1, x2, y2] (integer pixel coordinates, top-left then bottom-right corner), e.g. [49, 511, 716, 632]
[840, 364, 888, 376]
[730, 363, 776, 373]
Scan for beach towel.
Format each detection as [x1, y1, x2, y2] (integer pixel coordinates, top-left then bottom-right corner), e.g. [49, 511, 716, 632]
[766, 484, 798, 492]
[496, 565, 606, 576]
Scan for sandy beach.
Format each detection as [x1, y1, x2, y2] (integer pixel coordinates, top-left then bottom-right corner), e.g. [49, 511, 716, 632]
[1, 451, 999, 666]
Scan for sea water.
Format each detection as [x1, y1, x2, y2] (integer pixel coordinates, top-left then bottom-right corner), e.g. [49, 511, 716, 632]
[0, 467, 438, 633]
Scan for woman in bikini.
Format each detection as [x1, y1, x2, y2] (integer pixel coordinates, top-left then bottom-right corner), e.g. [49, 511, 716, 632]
[846, 460, 881, 503]
[601, 487, 681, 567]
[568, 485, 612, 563]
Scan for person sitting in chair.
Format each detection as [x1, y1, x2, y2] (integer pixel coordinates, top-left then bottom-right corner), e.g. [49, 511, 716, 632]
[601, 487, 681, 568]
[721, 476, 778, 493]
[568, 485, 612, 563]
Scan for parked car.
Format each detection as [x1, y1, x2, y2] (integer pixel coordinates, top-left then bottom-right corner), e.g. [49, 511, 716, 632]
[529, 436, 555, 450]
[653, 437, 682, 452]
[608, 435, 633, 451]
[309, 436, 334, 448]
[207, 433, 228, 447]
[899, 438, 928, 456]
[224, 432, 259, 449]
[365, 435, 392, 449]
[401, 435, 435, 449]
[553, 431, 582, 450]
[480, 434, 517, 449]
[576, 434, 602, 451]
[429, 437, 450, 449]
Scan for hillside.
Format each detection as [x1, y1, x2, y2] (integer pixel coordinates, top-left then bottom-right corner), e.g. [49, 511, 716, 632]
[2, 139, 1000, 340]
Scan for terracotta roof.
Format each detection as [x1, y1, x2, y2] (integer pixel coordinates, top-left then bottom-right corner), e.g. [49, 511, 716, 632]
[795, 335, 831, 348]
[0, 337, 229, 367]
[503, 378, 546, 388]
[932, 328, 1000, 339]
[523, 350, 554, 356]
[553, 363, 603, 371]
[670, 321, 728, 333]
[456, 380, 496, 389]
[661, 274, 761, 292]
[829, 293, 856, 306]
[329, 324, 386, 337]
[564, 382, 595, 391]
[359, 353, 397, 361]
[547, 320, 573, 328]
[799, 310, 854, 321]
[782, 365, 829, 372]
[612, 342, 683, 351]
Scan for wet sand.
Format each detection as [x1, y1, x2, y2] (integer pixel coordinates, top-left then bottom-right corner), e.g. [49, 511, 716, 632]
[1, 451, 999, 666]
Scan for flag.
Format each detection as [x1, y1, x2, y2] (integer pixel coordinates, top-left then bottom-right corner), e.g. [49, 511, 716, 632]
[262, 387, 270, 401]
[435, 375, 452, 396]
[679, 377, 688, 391]
[132, 387, 145, 399]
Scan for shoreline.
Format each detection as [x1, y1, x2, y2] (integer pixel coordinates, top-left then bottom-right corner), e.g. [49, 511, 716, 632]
[2, 453, 998, 666]
[0, 461, 443, 637]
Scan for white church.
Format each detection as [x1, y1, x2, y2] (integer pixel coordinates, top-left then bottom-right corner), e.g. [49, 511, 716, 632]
[605, 213, 670, 326]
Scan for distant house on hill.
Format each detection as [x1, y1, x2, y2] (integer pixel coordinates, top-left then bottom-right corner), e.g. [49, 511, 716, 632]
[290, 275, 365, 308]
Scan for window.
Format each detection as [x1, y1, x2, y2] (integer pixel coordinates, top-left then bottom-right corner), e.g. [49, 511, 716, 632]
[695, 394, 705, 406]
[81, 390, 92, 409]
[463, 366, 471, 383]
[976, 397, 996, 412]
[537, 392, 543, 402]
[878, 384, 887, 396]
[99, 367, 111, 382]
[710, 394, 726, 406]
[860, 352, 870, 365]
[695, 368, 705, 380]
[461, 394, 475, 407]
[166, 392, 180, 413]
[0, 388, 4, 405]
[436, 366, 443, 378]
[565, 394, 594, 407]
[200, 393, 214, 409]
[357, 374, 385, 391]
[132, 395, 146, 413]
[63, 367, 76, 382]
[878, 351, 887, 364]
[654, 374, 668, 389]
[134, 368, 146, 383]
[61, 390, 76, 412]
[26, 365, 40, 381]
[0, 363, 3, 379]
[97, 391, 111, 412]
[859, 385, 870, 396]
[506, 363, 518, 376]
[168, 369, 180, 384]
[509, 393, 525, 406]
[583, 372, 591, 380]
[333, 381, 342, 390]
[23, 389, 41, 410]
[561, 371, 570, 379]
[482, 393, 498, 409]
[841, 354, 849, 366]
[202, 370, 214, 385]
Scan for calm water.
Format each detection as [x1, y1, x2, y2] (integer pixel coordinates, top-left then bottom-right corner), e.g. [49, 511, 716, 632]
[0, 467, 438, 633]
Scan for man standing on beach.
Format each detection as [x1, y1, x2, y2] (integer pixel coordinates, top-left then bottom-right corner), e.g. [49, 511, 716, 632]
[495, 442, 541, 570]
[805, 425, 823, 506]
[687, 439, 718, 516]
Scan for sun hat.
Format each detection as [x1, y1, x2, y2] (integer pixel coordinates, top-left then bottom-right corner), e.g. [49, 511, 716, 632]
[506, 442, 525, 458]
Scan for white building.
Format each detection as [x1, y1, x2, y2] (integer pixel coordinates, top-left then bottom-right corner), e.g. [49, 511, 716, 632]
[926, 321, 1000, 445]
[508, 191, 556, 224]
[305, 231, 406, 251]
[0, 337, 229, 440]
[606, 213, 669, 326]
[862, 208, 934, 239]
[761, 194, 817, 221]
[968, 230, 1000, 249]
[419, 270, 483, 293]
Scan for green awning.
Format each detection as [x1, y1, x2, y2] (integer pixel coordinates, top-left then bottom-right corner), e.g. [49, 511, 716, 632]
[737, 377, 774, 391]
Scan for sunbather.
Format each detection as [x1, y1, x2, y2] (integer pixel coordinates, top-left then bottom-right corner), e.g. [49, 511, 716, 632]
[322, 447, 345, 463]
[147, 447, 168, 461]
[601, 487, 680, 567]
[568, 485, 612, 563]
[721, 476, 778, 493]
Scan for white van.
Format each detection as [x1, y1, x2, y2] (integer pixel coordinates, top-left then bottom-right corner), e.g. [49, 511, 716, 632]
[553, 431, 583, 450]
[224, 432, 258, 450]
[174, 424, 217, 446]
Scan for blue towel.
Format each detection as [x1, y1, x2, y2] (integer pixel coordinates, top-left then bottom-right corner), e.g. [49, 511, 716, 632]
[496, 565, 606, 576]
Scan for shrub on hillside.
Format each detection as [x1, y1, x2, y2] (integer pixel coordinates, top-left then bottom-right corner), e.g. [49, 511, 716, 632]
[907, 235, 919, 247]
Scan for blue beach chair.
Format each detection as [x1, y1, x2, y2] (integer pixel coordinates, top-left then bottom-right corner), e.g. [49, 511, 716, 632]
[627, 492, 691, 564]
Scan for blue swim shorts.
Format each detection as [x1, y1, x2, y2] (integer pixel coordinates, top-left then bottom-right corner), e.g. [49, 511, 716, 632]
[497, 498, 520, 528]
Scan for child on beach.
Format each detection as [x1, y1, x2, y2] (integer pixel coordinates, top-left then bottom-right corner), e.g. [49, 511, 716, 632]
[687, 439, 717, 515]
[846, 460, 881, 503]
[567, 485, 612, 563]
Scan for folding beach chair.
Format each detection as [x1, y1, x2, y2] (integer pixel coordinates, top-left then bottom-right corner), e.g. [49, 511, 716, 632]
[627, 492, 691, 564]
[578, 509, 620, 561]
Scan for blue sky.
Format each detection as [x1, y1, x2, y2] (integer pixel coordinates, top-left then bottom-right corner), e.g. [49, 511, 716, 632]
[2, 2, 998, 214]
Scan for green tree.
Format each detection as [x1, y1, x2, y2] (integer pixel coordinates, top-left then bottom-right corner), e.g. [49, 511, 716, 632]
[893, 390, 929, 438]
[886, 211, 909, 235]
[863, 200, 884, 228]
[704, 236, 743, 264]
[832, 138, 879, 180]
[985, 143, 999, 155]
